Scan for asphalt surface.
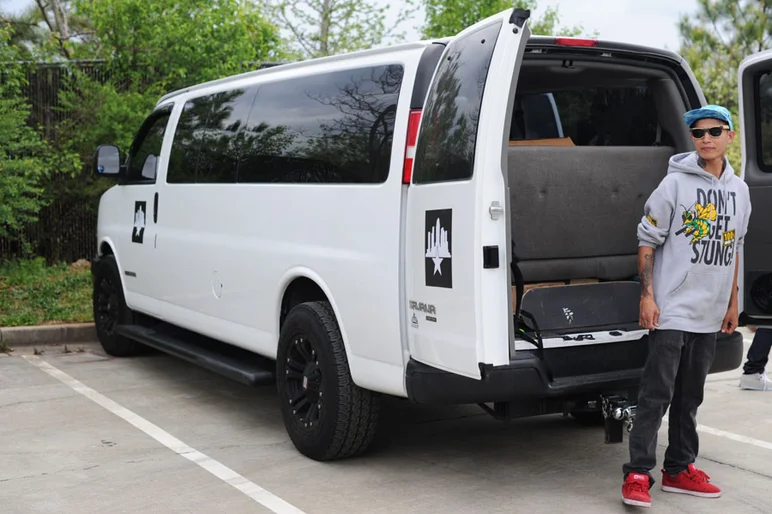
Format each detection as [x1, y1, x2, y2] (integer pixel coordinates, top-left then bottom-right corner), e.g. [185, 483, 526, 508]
[1, 328, 771, 513]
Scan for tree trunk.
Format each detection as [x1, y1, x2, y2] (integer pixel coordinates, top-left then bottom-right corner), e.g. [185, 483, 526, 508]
[319, 0, 331, 56]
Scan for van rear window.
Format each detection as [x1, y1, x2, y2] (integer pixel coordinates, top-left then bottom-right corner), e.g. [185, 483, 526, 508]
[510, 86, 664, 147]
[412, 21, 502, 184]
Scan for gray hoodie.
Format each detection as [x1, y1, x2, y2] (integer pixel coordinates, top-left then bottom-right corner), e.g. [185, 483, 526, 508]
[637, 151, 751, 333]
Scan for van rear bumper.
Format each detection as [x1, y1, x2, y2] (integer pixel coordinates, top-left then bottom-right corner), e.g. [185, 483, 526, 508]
[404, 331, 744, 405]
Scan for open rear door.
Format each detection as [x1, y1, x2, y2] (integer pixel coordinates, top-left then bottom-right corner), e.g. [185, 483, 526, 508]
[405, 8, 531, 379]
[738, 49, 772, 328]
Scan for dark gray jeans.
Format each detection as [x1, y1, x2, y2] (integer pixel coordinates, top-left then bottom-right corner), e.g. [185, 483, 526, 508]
[743, 328, 772, 375]
[622, 329, 717, 484]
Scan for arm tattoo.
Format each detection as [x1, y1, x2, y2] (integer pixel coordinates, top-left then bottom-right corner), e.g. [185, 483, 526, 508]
[640, 253, 654, 298]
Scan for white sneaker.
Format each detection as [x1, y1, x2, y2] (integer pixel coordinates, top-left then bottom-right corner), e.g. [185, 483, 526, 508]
[739, 372, 772, 391]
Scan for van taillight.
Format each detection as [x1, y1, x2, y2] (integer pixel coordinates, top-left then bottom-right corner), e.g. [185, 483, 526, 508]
[554, 37, 598, 47]
[403, 109, 422, 184]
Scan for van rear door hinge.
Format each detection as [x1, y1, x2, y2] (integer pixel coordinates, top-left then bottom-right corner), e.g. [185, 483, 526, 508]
[509, 8, 530, 28]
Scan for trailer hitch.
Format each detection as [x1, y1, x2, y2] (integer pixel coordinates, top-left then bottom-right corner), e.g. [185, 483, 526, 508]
[601, 394, 636, 444]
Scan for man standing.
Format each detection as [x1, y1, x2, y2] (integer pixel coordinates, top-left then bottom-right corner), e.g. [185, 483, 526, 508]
[739, 327, 772, 390]
[621, 105, 752, 508]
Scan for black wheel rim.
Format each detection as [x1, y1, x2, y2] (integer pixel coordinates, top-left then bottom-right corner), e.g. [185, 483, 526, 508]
[95, 275, 119, 335]
[284, 336, 323, 430]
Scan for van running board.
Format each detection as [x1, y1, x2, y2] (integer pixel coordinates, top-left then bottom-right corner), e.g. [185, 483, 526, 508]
[114, 324, 275, 387]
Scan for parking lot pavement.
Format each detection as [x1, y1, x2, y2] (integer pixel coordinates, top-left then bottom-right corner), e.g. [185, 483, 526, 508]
[2, 329, 771, 514]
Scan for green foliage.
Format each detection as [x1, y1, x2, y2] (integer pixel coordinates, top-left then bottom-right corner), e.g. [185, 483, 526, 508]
[71, 0, 285, 92]
[0, 257, 93, 327]
[421, 0, 586, 39]
[678, 0, 772, 112]
[29, 0, 288, 217]
[0, 23, 79, 241]
[56, 77, 158, 170]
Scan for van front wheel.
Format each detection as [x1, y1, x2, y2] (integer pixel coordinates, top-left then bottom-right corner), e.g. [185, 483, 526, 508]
[276, 301, 380, 461]
[91, 254, 140, 357]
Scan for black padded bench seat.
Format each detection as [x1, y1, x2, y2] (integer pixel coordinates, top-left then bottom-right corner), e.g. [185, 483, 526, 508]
[509, 145, 676, 283]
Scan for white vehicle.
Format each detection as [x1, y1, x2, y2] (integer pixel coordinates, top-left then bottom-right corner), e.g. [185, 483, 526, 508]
[90, 8, 770, 461]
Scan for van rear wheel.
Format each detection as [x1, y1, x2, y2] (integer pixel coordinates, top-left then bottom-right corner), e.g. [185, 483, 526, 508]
[276, 301, 380, 461]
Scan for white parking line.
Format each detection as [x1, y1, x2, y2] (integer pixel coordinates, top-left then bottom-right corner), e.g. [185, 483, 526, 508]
[660, 420, 772, 452]
[23, 355, 305, 514]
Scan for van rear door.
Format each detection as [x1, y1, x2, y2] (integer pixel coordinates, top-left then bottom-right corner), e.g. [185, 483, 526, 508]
[738, 49, 772, 328]
[404, 8, 531, 379]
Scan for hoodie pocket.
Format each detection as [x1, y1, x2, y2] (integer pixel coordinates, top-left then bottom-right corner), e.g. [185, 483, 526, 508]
[664, 270, 733, 329]
[668, 273, 689, 297]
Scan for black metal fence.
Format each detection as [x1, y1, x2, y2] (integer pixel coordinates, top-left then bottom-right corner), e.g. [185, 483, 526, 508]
[0, 196, 98, 264]
[1, 61, 110, 264]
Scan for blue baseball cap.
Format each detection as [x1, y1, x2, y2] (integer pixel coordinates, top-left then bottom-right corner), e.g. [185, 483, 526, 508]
[683, 104, 733, 131]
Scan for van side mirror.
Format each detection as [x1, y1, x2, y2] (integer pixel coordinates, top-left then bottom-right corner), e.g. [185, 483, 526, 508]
[94, 145, 124, 178]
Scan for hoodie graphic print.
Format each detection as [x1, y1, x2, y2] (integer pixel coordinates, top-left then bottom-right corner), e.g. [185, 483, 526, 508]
[637, 151, 752, 333]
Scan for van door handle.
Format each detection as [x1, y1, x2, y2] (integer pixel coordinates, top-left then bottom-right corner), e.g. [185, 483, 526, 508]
[153, 192, 159, 223]
[489, 201, 504, 220]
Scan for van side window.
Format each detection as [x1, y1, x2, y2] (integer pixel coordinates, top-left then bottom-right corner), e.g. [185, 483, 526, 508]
[196, 87, 258, 183]
[237, 65, 404, 184]
[757, 71, 772, 172]
[412, 21, 502, 184]
[167, 95, 217, 184]
[126, 107, 172, 184]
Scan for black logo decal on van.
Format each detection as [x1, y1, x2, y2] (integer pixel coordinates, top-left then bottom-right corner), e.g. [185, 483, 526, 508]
[425, 209, 452, 288]
[132, 201, 146, 244]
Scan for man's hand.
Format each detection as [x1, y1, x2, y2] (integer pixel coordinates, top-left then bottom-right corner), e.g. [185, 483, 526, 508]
[640, 296, 660, 330]
[722, 251, 741, 334]
[722, 303, 739, 334]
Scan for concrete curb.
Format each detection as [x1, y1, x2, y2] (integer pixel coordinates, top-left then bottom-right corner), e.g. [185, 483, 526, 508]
[0, 323, 97, 348]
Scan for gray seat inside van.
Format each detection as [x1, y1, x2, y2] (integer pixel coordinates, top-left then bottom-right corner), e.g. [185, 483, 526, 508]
[508, 145, 676, 283]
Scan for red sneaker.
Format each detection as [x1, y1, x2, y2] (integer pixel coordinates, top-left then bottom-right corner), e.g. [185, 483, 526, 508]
[661, 464, 721, 498]
[622, 473, 651, 508]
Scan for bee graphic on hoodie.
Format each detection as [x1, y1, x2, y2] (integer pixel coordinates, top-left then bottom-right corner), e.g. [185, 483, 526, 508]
[676, 202, 717, 245]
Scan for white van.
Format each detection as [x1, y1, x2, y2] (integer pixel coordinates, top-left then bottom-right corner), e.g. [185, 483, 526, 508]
[90, 8, 771, 461]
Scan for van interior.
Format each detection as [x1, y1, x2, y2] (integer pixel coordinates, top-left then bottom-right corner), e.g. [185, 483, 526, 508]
[507, 52, 696, 344]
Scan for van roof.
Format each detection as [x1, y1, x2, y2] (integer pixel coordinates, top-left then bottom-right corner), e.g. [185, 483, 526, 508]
[156, 34, 685, 107]
[157, 39, 446, 106]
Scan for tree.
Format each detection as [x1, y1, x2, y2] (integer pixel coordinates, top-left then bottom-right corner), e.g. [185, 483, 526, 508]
[677, 0, 772, 171]
[1, 1, 91, 60]
[678, 0, 772, 112]
[71, 0, 284, 91]
[0, 23, 78, 243]
[421, 0, 585, 40]
[44, 0, 286, 218]
[259, 0, 418, 60]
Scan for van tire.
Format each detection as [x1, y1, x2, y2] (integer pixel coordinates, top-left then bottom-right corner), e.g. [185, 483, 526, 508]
[92, 254, 141, 357]
[276, 301, 380, 461]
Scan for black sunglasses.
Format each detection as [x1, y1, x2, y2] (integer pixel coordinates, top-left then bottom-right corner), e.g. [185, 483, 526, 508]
[690, 126, 730, 138]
